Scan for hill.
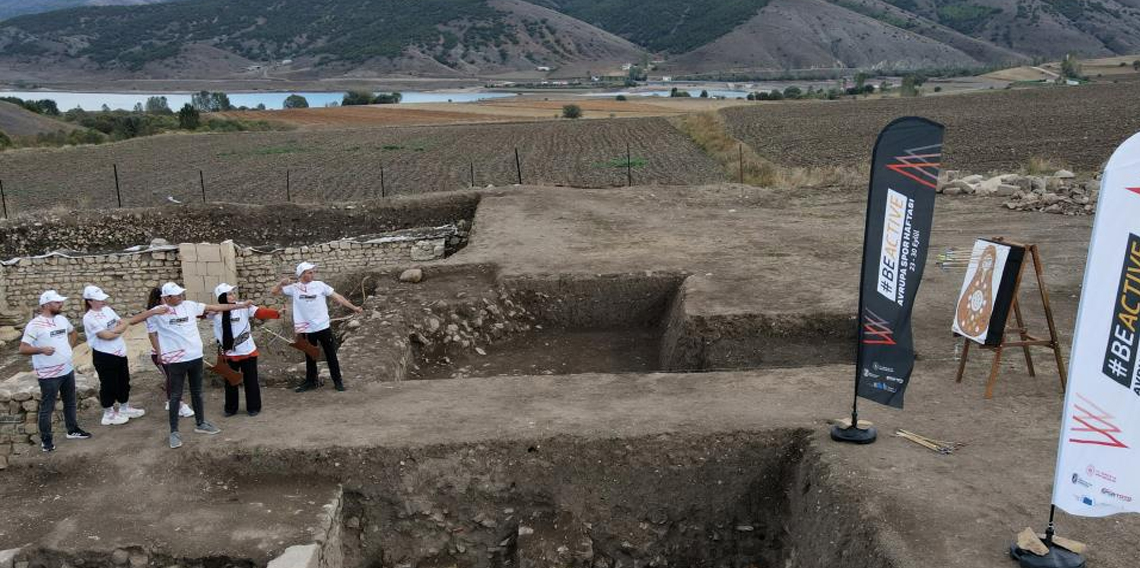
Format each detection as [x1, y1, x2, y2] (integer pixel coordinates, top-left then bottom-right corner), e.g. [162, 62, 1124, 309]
[1, 0, 1140, 82]
[0, 0, 175, 21]
[0, 0, 642, 80]
[0, 99, 77, 137]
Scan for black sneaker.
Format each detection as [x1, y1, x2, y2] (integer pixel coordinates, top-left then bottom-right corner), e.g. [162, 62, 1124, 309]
[66, 428, 92, 440]
[334, 382, 346, 392]
[223, 411, 237, 417]
[41, 440, 56, 452]
[247, 410, 260, 417]
[294, 382, 317, 393]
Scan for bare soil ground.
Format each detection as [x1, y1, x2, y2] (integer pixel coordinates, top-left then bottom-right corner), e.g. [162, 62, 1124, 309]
[722, 81, 1140, 173]
[3, 184, 1134, 567]
[0, 118, 723, 212]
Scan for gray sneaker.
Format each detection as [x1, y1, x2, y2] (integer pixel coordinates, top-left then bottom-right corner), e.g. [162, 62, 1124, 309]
[169, 432, 182, 449]
[194, 421, 221, 435]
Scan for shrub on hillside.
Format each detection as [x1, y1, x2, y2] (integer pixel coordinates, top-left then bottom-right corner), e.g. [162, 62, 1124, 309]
[562, 104, 583, 119]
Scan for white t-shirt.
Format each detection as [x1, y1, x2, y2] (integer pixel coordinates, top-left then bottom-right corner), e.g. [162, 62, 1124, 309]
[145, 317, 158, 356]
[210, 305, 260, 357]
[282, 281, 334, 333]
[148, 301, 207, 364]
[83, 306, 127, 357]
[21, 315, 75, 379]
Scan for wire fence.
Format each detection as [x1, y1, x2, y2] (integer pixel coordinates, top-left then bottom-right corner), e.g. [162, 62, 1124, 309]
[0, 118, 729, 217]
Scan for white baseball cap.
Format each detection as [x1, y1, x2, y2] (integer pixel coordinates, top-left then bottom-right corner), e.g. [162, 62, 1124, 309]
[214, 283, 236, 298]
[296, 261, 317, 277]
[160, 282, 187, 297]
[82, 285, 110, 301]
[39, 290, 68, 305]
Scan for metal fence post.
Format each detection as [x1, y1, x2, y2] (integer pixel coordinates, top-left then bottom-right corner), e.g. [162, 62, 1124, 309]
[626, 142, 632, 187]
[470, 161, 475, 188]
[380, 166, 386, 198]
[113, 163, 122, 207]
[0, 179, 8, 219]
[515, 147, 523, 185]
[739, 143, 744, 184]
[286, 169, 291, 202]
[199, 169, 206, 203]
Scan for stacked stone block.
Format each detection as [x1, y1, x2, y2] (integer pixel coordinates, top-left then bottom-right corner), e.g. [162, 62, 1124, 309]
[180, 241, 238, 303]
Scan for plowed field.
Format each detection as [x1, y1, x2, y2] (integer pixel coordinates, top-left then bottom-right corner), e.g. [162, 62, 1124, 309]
[0, 117, 723, 212]
[722, 82, 1140, 173]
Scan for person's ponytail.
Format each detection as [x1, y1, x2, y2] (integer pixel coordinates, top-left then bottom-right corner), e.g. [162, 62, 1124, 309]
[218, 292, 235, 351]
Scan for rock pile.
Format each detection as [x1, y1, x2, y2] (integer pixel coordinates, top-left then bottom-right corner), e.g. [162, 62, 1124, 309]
[938, 169, 1098, 215]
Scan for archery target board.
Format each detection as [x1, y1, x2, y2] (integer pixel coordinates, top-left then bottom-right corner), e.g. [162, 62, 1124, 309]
[952, 239, 1025, 346]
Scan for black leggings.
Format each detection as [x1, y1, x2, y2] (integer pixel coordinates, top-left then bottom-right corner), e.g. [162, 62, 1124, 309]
[92, 349, 130, 408]
[304, 328, 342, 385]
[224, 357, 262, 414]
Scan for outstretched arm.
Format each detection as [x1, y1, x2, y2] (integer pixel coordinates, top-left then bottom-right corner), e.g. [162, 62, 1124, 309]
[330, 292, 364, 314]
[202, 298, 254, 312]
[127, 305, 168, 325]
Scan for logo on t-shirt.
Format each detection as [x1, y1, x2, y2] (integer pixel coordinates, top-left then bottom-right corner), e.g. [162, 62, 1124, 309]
[49, 329, 66, 337]
[169, 316, 190, 325]
[299, 294, 318, 300]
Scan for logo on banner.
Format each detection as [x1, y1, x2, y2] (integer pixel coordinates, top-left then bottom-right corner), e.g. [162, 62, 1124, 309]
[885, 145, 942, 189]
[1102, 233, 1140, 396]
[861, 308, 897, 345]
[1127, 187, 1140, 197]
[1068, 393, 1129, 448]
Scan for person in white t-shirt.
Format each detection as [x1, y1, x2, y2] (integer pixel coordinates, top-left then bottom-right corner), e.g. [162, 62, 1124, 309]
[82, 285, 167, 427]
[138, 282, 253, 450]
[271, 262, 362, 392]
[18, 290, 90, 452]
[144, 287, 194, 419]
[208, 283, 280, 417]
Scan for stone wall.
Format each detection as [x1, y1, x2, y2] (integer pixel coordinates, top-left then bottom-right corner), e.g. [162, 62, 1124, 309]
[0, 227, 457, 331]
[235, 235, 447, 308]
[0, 248, 183, 320]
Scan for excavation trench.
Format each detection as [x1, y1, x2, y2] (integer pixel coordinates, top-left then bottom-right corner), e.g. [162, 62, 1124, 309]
[11, 433, 892, 568]
[396, 270, 855, 381]
[254, 267, 855, 385]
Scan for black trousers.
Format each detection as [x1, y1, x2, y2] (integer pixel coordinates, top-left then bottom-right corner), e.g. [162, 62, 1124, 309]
[92, 349, 131, 408]
[224, 356, 262, 414]
[304, 328, 342, 385]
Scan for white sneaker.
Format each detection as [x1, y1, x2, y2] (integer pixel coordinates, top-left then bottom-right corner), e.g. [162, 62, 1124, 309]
[101, 410, 129, 426]
[119, 404, 145, 419]
[165, 401, 195, 417]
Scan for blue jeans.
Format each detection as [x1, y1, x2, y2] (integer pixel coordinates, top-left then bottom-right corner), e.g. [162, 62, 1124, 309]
[38, 371, 79, 445]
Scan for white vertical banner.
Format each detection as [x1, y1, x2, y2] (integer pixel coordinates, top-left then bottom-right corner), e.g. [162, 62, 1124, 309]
[1053, 132, 1140, 517]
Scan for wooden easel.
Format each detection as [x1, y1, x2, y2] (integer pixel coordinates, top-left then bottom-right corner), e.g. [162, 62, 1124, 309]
[954, 239, 1067, 398]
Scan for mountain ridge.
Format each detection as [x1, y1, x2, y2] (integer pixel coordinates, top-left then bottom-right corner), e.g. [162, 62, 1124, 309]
[1, 0, 1139, 83]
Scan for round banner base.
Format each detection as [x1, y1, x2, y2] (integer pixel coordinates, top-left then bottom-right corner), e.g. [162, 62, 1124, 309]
[1009, 542, 1086, 568]
[830, 425, 878, 444]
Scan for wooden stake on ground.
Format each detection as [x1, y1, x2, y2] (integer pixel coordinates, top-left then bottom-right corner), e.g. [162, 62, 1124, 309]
[954, 240, 1067, 398]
